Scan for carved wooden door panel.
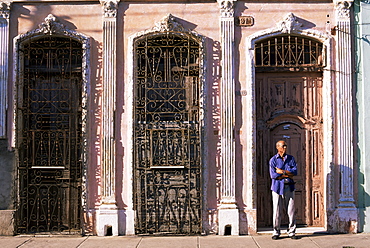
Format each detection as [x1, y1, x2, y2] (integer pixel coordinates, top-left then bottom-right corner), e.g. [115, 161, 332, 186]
[256, 72, 324, 228]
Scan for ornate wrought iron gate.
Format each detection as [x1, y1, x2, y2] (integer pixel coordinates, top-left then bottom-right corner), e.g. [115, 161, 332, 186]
[133, 33, 202, 234]
[16, 36, 83, 234]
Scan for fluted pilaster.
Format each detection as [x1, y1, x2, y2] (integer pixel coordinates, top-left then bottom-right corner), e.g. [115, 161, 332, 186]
[217, 0, 239, 235]
[218, 0, 236, 205]
[0, 1, 10, 138]
[334, 0, 355, 209]
[97, 0, 119, 236]
[101, 0, 118, 204]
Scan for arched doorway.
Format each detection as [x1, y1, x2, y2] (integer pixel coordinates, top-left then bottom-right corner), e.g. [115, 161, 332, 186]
[255, 35, 325, 228]
[15, 35, 84, 234]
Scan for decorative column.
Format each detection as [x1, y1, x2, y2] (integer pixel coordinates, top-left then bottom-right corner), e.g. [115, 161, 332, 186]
[217, 0, 239, 235]
[0, 2, 10, 138]
[334, 0, 358, 233]
[97, 0, 119, 236]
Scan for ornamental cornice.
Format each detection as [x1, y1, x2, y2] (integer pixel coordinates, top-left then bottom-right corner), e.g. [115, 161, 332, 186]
[247, 13, 330, 49]
[133, 14, 204, 43]
[334, 0, 353, 20]
[217, 0, 236, 18]
[277, 13, 302, 34]
[100, 0, 119, 18]
[16, 14, 90, 45]
[153, 14, 186, 33]
[0, 1, 11, 19]
[39, 14, 65, 35]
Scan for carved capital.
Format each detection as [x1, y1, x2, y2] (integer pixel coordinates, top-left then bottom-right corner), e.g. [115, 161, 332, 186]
[334, 0, 353, 19]
[0, 1, 11, 19]
[100, 0, 119, 18]
[277, 13, 302, 34]
[217, 0, 237, 18]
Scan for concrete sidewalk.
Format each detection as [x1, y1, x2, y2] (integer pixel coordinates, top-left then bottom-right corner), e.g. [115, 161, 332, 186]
[1, 233, 369, 248]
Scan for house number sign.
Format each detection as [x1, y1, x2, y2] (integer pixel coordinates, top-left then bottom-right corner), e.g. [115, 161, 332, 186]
[236, 16, 254, 26]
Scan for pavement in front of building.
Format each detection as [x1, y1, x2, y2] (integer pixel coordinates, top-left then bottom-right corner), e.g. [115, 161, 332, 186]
[1, 232, 370, 248]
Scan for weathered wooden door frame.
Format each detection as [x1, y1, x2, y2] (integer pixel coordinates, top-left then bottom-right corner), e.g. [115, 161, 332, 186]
[255, 72, 324, 227]
[244, 14, 333, 233]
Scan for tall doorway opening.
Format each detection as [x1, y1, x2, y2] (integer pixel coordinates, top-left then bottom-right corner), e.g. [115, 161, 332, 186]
[16, 36, 83, 234]
[255, 35, 325, 228]
[133, 32, 202, 234]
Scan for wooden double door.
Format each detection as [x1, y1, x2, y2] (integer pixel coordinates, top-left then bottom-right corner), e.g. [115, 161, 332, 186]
[256, 72, 324, 228]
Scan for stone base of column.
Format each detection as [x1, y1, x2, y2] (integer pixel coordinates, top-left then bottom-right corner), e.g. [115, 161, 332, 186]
[239, 208, 257, 235]
[337, 207, 358, 233]
[119, 209, 135, 235]
[0, 210, 14, 235]
[96, 203, 118, 236]
[218, 204, 239, 235]
[327, 206, 358, 234]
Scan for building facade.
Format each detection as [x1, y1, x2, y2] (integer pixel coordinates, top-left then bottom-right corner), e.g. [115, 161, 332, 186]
[0, 0, 364, 235]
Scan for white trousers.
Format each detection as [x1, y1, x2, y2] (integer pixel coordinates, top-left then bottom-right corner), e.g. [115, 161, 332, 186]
[272, 185, 296, 237]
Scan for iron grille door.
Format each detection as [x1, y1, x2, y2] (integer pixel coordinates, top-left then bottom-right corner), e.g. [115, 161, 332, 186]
[16, 36, 83, 234]
[133, 33, 202, 235]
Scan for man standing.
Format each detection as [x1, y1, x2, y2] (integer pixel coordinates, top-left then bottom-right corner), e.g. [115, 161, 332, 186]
[269, 140, 298, 240]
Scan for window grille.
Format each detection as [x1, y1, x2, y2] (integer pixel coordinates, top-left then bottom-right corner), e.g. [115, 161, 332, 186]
[255, 35, 324, 71]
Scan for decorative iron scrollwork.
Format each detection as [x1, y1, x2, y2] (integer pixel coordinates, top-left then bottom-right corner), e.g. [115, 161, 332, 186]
[16, 36, 83, 234]
[133, 32, 202, 234]
[255, 35, 324, 71]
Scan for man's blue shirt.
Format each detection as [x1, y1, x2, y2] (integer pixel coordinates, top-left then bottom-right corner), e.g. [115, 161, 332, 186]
[269, 153, 298, 195]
